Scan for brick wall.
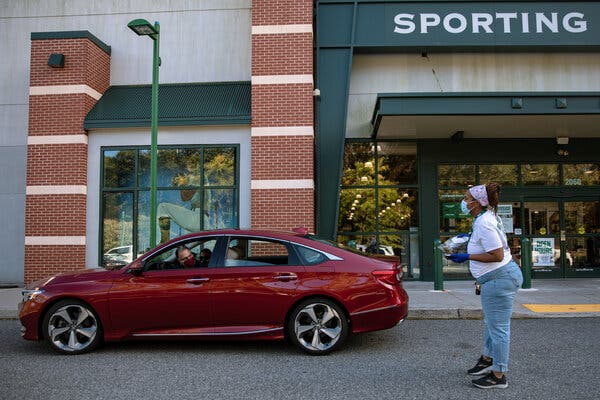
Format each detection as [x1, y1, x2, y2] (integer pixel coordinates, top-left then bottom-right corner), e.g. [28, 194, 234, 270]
[251, 0, 315, 233]
[25, 33, 110, 284]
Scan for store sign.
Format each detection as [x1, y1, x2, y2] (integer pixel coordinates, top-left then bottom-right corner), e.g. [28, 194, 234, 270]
[393, 12, 587, 35]
[346, 2, 600, 49]
[532, 238, 555, 267]
[497, 204, 513, 234]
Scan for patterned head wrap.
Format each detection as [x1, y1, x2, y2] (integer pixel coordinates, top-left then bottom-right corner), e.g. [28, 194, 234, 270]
[469, 184, 489, 207]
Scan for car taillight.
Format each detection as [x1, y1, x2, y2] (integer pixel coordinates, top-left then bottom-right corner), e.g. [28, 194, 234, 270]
[372, 269, 402, 285]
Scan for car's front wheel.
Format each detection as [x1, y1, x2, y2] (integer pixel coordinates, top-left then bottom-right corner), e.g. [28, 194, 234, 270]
[42, 299, 102, 355]
[288, 298, 349, 355]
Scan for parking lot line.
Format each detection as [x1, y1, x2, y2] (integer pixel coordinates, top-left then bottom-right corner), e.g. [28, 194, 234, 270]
[523, 304, 600, 313]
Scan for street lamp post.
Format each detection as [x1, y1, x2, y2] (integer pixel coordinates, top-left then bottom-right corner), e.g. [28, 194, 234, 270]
[128, 19, 160, 248]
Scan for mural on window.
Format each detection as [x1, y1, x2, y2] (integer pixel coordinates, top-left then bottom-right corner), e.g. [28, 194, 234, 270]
[101, 146, 238, 267]
[338, 142, 419, 277]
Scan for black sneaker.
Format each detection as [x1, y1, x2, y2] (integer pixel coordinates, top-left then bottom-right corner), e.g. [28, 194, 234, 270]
[472, 372, 508, 389]
[467, 356, 493, 376]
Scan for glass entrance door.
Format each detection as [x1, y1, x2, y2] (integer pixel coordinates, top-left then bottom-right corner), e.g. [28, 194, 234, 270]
[563, 200, 600, 277]
[523, 201, 563, 278]
[523, 199, 600, 278]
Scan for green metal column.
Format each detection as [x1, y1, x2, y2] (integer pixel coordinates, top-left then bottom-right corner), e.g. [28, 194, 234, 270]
[418, 142, 440, 281]
[314, 47, 353, 240]
[149, 22, 160, 248]
[314, 1, 355, 240]
[433, 240, 444, 290]
[521, 237, 532, 289]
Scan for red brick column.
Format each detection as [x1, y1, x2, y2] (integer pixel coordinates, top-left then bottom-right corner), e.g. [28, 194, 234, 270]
[25, 32, 110, 283]
[251, 0, 315, 232]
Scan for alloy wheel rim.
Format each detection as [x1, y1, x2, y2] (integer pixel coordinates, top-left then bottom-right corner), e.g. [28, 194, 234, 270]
[294, 303, 342, 351]
[47, 305, 97, 352]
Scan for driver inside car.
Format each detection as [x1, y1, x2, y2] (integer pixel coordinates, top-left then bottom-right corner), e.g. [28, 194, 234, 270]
[176, 245, 201, 269]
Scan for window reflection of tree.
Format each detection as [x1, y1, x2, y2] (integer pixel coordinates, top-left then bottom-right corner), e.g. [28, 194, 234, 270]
[479, 164, 518, 186]
[339, 142, 418, 253]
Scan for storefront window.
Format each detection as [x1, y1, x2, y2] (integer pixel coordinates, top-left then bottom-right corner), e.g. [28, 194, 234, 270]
[338, 188, 376, 233]
[204, 147, 236, 186]
[522, 164, 560, 185]
[342, 142, 375, 186]
[378, 189, 418, 231]
[563, 164, 600, 186]
[524, 201, 560, 235]
[565, 237, 600, 270]
[564, 202, 600, 234]
[101, 192, 134, 268]
[378, 143, 417, 185]
[101, 146, 239, 266]
[438, 165, 476, 187]
[103, 150, 135, 188]
[478, 164, 518, 186]
[339, 140, 419, 278]
[439, 189, 472, 233]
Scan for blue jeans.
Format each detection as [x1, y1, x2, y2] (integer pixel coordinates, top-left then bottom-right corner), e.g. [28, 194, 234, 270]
[477, 260, 523, 373]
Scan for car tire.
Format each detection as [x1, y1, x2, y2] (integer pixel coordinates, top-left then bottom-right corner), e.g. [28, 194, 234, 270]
[287, 297, 349, 355]
[42, 299, 103, 355]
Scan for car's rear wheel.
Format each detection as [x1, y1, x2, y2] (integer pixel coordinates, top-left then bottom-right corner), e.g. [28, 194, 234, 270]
[288, 298, 348, 355]
[42, 299, 102, 355]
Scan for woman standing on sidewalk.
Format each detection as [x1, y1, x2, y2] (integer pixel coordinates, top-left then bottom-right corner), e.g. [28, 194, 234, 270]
[447, 183, 523, 389]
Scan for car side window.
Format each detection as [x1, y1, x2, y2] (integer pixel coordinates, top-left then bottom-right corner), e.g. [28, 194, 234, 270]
[295, 245, 328, 265]
[144, 238, 216, 271]
[224, 237, 291, 267]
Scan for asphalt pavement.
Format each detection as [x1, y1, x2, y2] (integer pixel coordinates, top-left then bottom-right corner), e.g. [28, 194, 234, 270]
[2, 278, 600, 319]
[1, 318, 598, 399]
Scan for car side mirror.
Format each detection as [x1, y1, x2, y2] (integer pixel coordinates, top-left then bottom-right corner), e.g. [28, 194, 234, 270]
[129, 266, 143, 276]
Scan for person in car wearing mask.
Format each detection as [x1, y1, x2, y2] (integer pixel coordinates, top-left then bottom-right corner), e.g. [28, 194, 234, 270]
[176, 245, 202, 269]
[446, 183, 523, 389]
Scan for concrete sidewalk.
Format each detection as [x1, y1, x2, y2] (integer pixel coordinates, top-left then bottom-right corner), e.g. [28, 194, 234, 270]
[1, 278, 599, 320]
[405, 278, 600, 319]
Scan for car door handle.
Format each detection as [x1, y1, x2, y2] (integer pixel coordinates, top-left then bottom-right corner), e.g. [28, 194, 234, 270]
[187, 277, 210, 285]
[273, 273, 298, 281]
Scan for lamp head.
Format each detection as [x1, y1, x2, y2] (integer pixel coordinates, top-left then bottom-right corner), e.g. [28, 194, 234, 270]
[128, 19, 159, 37]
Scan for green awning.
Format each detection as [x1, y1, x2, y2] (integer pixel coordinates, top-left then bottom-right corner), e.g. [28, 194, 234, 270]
[371, 92, 600, 139]
[84, 81, 251, 129]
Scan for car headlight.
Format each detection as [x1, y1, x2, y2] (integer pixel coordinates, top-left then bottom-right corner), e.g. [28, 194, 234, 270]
[21, 289, 44, 302]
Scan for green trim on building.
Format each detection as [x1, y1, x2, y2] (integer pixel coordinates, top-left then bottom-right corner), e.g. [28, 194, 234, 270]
[318, 1, 600, 51]
[372, 92, 600, 137]
[84, 81, 251, 129]
[31, 31, 111, 55]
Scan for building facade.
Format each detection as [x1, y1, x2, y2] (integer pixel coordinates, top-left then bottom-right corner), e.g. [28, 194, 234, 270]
[1, 0, 599, 285]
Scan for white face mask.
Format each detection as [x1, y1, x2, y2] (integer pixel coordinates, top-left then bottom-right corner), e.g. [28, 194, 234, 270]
[460, 199, 472, 215]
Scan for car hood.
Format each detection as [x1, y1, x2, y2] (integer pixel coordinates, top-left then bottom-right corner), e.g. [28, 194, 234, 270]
[39, 268, 115, 287]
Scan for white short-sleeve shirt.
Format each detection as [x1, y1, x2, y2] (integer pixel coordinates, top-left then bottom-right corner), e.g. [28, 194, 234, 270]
[467, 210, 512, 279]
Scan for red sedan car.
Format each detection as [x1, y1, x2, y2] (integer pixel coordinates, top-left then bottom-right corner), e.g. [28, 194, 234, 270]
[19, 229, 408, 355]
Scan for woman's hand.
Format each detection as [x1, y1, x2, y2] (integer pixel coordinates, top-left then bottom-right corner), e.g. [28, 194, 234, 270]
[446, 253, 470, 263]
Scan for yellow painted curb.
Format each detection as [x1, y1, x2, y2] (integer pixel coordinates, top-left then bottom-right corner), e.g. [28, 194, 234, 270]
[523, 304, 600, 313]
